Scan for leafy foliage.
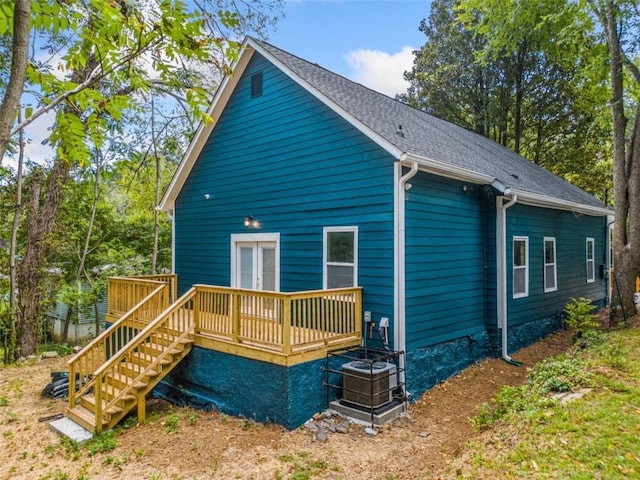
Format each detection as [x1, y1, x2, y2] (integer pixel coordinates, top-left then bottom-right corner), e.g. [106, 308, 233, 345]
[404, 0, 613, 198]
[564, 297, 599, 335]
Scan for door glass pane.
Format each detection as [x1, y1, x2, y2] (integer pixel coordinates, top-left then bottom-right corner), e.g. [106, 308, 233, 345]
[261, 247, 276, 291]
[239, 246, 254, 289]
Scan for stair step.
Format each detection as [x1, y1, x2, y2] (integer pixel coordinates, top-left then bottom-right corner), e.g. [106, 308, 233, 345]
[138, 341, 183, 356]
[131, 351, 172, 367]
[67, 404, 107, 432]
[106, 371, 149, 390]
[119, 362, 159, 379]
[81, 394, 126, 416]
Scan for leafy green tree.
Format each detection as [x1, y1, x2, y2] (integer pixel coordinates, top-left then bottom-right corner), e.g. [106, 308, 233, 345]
[405, 0, 612, 198]
[0, 0, 283, 357]
[451, 0, 639, 317]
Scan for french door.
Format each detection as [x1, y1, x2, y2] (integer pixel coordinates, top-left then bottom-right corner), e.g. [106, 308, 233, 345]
[231, 233, 280, 291]
[236, 242, 276, 290]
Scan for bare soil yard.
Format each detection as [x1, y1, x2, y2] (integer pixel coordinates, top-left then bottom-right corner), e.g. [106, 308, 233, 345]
[0, 329, 574, 480]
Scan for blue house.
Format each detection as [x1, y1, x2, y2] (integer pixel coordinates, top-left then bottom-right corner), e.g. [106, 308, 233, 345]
[67, 37, 612, 433]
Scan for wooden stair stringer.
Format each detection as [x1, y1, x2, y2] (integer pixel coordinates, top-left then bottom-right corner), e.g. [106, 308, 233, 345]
[67, 333, 194, 433]
[102, 336, 194, 430]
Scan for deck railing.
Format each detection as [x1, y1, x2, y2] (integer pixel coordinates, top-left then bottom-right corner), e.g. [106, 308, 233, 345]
[192, 285, 362, 353]
[68, 283, 171, 407]
[106, 277, 362, 355]
[107, 275, 177, 318]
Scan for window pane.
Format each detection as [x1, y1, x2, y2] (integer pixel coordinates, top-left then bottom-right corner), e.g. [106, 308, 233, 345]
[587, 262, 594, 281]
[514, 268, 526, 294]
[513, 240, 526, 267]
[327, 265, 354, 288]
[328, 232, 354, 263]
[545, 241, 555, 263]
[587, 240, 594, 259]
[545, 265, 556, 289]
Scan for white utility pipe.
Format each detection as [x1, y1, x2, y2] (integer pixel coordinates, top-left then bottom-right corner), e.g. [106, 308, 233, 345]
[496, 194, 518, 364]
[395, 158, 419, 392]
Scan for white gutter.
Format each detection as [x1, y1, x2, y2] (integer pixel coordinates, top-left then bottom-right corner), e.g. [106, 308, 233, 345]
[394, 157, 419, 393]
[496, 193, 520, 364]
[506, 188, 613, 217]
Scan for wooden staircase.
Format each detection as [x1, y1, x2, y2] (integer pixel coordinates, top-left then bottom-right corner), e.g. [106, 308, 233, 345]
[67, 284, 198, 434]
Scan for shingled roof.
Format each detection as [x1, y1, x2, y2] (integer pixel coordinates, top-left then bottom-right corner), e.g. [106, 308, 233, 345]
[161, 37, 611, 216]
[251, 38, 609, 215]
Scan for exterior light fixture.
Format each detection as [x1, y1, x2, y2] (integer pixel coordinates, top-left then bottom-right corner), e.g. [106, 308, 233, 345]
[244, 215, 259, 228]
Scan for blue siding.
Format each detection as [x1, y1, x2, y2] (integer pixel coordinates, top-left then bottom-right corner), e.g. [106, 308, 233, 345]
[155, 347, 334, 428]
[404, 173, 490, 350]
[506, 204, 608, 326]
[174, 53, 396, 322]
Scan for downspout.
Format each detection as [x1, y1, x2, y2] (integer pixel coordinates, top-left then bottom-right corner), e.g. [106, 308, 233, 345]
[496, 193, 522, 366]
[395, 157, 418, 394]
[160, 207, 175, 274]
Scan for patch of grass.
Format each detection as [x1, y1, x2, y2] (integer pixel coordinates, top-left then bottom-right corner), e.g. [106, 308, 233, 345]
[457, 325, 640, 479]
[164, 413, 180, 434]
[85, 430, 116, 456]
[103, 454, 129, 468]
[38, 468, 70, 480]
[0, 396, 8, 406]
[277, 451, 329, 479]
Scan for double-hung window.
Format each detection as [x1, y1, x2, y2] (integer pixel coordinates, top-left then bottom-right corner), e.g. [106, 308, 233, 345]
[586, 238, 595, 283]
[513, 236, 529, 298]
[544, 237, 557, 292]
[323, 227, 358, 289]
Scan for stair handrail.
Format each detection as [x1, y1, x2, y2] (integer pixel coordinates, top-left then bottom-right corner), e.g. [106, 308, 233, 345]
[67, 281, 170, 409]
[93, 287, 197, 431]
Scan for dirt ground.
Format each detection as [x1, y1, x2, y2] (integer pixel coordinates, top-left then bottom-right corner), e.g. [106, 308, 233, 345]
[0, 329, 575, 480]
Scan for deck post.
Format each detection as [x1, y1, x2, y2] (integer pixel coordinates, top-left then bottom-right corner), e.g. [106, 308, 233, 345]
[232, 291, 240, 343]
[137, 391, 146, 424]
[282, 297, 292, 354]
[68, 360, 76, 408]
[193, 288, 201, 334]
[95, 375, 103, 434]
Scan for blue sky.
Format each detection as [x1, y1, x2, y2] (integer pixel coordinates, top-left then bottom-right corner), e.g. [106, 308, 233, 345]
[267, 0, 432, 96]
[14, 0, 432, 166]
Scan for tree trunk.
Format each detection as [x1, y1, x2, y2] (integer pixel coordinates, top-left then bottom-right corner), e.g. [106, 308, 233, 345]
[603, 1, 640, 319]
[151, 96, 160, 274]
[0, 0, 31, 165]
[61, 305, 72, 344]
[16, 160, 70, 356]
[8, 116, 25, 361]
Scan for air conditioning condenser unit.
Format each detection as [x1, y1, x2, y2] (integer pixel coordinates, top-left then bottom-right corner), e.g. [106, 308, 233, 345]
[342, 361, 397, 409]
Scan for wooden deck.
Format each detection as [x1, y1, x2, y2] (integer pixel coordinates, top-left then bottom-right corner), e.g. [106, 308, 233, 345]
[106, 277, 363, 365]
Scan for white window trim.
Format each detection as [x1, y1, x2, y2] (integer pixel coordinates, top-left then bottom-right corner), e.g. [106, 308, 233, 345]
[230, 232, 280, 290]
[586, 237, 595, 283]
[513, 236, 529, 299]
[543, 237, 558, 293]
[323, 226, 358, 289]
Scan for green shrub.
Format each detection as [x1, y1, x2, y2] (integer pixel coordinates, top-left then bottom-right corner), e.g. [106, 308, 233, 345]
[85, 430, 116, 456]
[528, 356, 592, 393]
[564, 297, 599, 335]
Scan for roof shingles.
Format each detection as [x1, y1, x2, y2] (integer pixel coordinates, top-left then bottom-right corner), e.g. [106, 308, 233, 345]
[252, 38, 607, 211]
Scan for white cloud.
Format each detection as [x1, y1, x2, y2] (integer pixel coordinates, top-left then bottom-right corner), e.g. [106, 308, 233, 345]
[344, 46, 414, 97]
